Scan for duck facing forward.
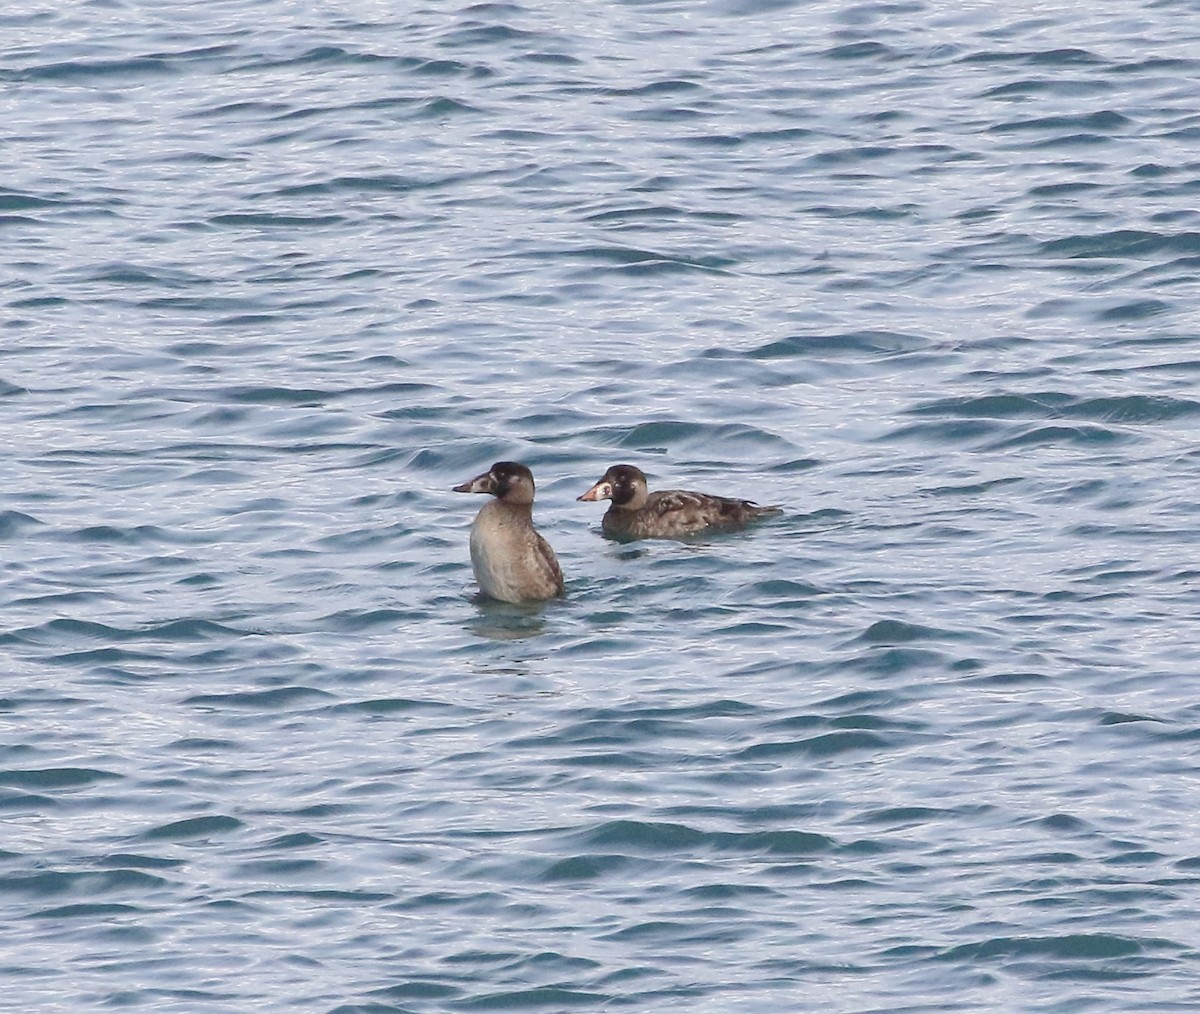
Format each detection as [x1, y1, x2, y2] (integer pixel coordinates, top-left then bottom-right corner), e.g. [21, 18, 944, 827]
[577, 464, 782, 540]
[453, 461, 564, 603]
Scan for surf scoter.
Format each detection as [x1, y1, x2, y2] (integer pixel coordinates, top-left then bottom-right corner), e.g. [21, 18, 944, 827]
[453, 461, 564, 602]
[577, 464, 781, 540]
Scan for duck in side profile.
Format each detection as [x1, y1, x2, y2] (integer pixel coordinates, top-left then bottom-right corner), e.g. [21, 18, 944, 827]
[453, 461, 564, 603]
[577, 464, 782, 540]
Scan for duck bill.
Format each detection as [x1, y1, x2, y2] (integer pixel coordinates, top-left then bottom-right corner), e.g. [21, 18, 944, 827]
[453, 471, 496, 494]
[577, 479, 612, 502]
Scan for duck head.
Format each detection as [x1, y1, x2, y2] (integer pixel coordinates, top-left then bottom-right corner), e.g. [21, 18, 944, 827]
[577, 464, 648, 510]
[453, 461, 537, 505]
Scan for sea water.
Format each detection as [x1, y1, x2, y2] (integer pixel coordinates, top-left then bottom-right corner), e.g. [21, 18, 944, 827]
[3, 1, 1200, 1010]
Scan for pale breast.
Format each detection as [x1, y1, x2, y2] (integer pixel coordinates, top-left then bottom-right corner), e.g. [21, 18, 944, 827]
[469, 502, 563, 603]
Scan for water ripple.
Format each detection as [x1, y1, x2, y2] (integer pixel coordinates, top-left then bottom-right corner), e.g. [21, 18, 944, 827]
[3, 1, 1200, 1011]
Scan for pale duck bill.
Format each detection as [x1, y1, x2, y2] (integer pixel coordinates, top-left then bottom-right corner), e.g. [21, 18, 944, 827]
[577, 479, 613, 502]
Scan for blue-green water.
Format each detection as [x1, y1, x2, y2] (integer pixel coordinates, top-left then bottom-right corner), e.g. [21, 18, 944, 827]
[4, 1, 1200, 1010]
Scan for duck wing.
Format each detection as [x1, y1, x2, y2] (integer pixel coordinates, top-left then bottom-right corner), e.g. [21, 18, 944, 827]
[650, 489, 780, 531]
[534, 531, 565, 595]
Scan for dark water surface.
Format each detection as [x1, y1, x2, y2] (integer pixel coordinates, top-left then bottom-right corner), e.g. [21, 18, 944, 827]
[4, 1, 1200, 1010]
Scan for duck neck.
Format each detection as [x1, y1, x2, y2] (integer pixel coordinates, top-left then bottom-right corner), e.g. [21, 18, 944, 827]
[489, 499, 533, 522]
[616, 488, 647, 510]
